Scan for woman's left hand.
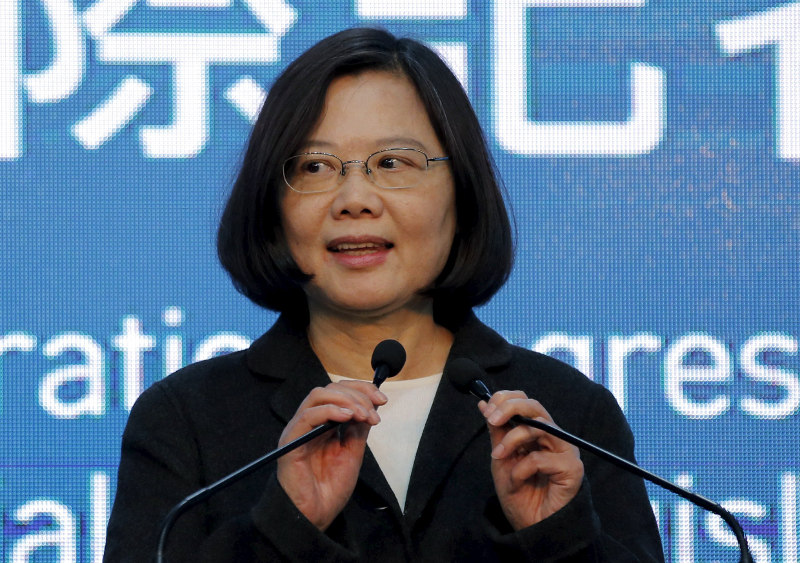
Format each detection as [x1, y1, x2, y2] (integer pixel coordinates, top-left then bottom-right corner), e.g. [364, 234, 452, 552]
[479, 390, 584, 530]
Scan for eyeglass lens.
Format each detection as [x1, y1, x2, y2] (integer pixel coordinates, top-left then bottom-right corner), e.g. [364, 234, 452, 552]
[284, 148, 432, 193]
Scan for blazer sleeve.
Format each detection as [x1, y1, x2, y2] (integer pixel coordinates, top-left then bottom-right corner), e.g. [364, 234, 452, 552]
[103, 382, 357, 563]
[482, 384, 665, 562]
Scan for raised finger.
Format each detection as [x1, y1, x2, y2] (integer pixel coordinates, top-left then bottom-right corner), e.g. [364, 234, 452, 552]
[335, 379, 389, 408]
[483, 393, 554, 428]
[303, 382, 386, 415]
[293, 384, 382, 429]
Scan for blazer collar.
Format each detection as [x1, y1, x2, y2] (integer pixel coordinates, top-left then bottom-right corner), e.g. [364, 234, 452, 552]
[246, 315, 399, 505]
[404, 310, 512, 524]
[244, 316, 321, 428]
[245, 311, 514, 522]
[246, 310, 512, 375]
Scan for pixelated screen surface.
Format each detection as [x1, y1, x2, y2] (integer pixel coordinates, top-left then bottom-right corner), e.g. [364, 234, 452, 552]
[2, 0, 799, 560]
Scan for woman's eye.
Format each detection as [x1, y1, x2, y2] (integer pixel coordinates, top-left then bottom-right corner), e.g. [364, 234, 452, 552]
[378, 157, 405, 170]
[302, 160, 333, 174]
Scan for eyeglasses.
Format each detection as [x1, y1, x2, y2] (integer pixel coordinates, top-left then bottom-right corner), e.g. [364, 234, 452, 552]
[283, 148, 450, 194]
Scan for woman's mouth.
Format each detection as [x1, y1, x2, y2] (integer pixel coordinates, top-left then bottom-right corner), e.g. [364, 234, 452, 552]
[328, 241, 395, 255]
[326, 237, 394, 267]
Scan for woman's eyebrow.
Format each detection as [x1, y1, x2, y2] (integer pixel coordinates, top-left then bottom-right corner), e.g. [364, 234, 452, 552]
[373, 137, 428, 151]
[301, 137, 430, 152]
[301, 139, 336, 151]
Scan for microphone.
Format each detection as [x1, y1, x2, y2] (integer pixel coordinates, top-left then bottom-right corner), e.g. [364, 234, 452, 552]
[155, 340, 406, 563]
[447, 358, 492, 399]
[371, 339, 406, 387]
[446, 358, 754, 563]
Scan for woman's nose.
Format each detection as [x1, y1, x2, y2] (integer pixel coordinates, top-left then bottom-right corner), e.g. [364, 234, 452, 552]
[330, 165, 384, 219]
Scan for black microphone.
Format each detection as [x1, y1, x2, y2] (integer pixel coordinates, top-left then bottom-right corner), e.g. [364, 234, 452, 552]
[371, 339, 406, 387]
[446, 358, 754, 563]
[155, 340, 406, 563]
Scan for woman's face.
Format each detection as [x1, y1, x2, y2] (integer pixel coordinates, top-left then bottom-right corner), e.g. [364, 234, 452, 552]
[280, 70, 457, 318]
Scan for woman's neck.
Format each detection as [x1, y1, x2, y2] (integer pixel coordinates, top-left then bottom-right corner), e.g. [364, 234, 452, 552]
[306, 303, 453, 382]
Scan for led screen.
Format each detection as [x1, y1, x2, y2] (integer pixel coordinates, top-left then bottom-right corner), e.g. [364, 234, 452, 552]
[2, 0, 799, 560]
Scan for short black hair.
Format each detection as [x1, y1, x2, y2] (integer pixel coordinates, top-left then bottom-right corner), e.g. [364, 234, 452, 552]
[217, 28, 514, 319]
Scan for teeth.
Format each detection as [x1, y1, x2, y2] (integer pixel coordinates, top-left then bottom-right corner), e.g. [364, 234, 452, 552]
[339, 242, 379, 250]
[331, 242, 384, 252]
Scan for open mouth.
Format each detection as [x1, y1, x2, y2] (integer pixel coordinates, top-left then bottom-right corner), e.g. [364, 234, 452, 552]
[327, 241, 394, 255]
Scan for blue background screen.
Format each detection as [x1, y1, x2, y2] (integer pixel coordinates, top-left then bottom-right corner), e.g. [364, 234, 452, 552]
[3, 1, 799, 560]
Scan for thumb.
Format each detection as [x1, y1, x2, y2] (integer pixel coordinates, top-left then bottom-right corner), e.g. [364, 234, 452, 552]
[478, 400, 507, 450]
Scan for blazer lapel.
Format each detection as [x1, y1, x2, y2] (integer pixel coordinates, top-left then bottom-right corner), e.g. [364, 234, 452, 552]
[247, 315, 329, 424]
[402, 371, 486, 524]
[248, 316, 399, 511]
[403, 312, 513, 525]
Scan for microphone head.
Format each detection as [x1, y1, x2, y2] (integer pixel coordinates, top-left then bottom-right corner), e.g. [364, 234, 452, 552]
[371, 339, 406, 379]
[446, 358, 486, 394]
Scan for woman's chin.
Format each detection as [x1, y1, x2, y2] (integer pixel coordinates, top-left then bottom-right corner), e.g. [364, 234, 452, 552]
[307, 292, 430, 320]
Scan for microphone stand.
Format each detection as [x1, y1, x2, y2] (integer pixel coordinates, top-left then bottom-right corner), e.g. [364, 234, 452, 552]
[463, 378, 753, 563]
[510, 413, 751, 562]
[155, 419, 340, 563]
[155, 339, 406, 563]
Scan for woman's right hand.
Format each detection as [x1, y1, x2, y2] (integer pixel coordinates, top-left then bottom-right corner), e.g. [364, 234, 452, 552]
[276, 380, 387, 531]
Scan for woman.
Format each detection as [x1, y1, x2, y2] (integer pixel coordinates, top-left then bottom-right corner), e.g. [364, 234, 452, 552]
[105, 28, 664, 561]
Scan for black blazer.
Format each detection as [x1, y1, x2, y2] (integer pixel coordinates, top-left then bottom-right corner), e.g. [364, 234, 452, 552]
[104, 311, 663, 562]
